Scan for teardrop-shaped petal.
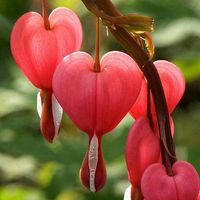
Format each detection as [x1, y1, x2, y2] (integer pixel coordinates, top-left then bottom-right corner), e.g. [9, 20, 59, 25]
[80, 135, 107, 192]
[130, 60, 185, 119]
[125, 117, 160, 188]
[10, 7, 82, 90]
[141, 161, 199, 200]
[53, 51, 142, 137]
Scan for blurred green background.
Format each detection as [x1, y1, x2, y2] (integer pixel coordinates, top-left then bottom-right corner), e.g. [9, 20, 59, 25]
[0, 0, 200, 199]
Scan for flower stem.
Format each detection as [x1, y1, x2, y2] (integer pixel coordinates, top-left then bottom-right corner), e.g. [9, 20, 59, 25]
[147, 83, 154, 131]
[42, 0, 50, 30]
[94, 17, 101, 72]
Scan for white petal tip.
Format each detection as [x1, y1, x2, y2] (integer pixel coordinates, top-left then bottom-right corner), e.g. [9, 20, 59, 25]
[37, 91, 42, 118]
[52, 94, 63, 139]
[123, 185, 132, 200]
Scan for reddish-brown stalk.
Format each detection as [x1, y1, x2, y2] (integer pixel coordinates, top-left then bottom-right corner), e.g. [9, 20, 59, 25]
[42, 0, 50, 30]
[147, 84, 154, 131]
[94, 17, 101, 72]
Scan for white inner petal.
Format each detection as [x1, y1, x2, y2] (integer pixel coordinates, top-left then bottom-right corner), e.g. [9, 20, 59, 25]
[52, 94, 63, 140]
[88, 134, 99, 192]
[37, 91, 42, 118]
[123, 185, 132, 200]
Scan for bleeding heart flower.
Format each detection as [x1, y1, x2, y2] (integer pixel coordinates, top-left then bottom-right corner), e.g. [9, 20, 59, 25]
[10, 7, 82, 142]
[125, 117, 160, 189]
[141, 161, 200, 200]
[53, 51, 142, 191]
[11, 7, 82, 89]
[130, 60, 185, 119]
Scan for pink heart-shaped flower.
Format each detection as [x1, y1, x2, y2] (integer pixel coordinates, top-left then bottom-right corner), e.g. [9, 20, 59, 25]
[141, 161, 200, 200]
[125, 117, 160, 188]
[11, 7, 82, 90]
[10, 7, 82, 142]
[53, 51, 142, 137]
[53, 50, 142, 191]
[130, 60, 185, 119]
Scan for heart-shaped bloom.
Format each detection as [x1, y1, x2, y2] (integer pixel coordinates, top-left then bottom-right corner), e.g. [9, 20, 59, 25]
[53, 51, 142, 191]
[10, 7, 82, 142]
[53, 51, 142, 137]
[124, 115, 175, 200]
[125, 117, 160, 188]
[130, 60, 185, 119]
[141, 161, 200, 200]
[11, 7, 82, 89]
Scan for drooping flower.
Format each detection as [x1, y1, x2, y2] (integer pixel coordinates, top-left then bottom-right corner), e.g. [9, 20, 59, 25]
[125, 117, 160, 188]
[53, 51, 142, 191]
[130, 60, 185, 119]
[141, 161, 200, 200]
[10, 7, 82, 142]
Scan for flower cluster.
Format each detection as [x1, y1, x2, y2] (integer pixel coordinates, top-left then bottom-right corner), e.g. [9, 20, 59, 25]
[125, 61, 200, 199]
[10, 1, 199, 199]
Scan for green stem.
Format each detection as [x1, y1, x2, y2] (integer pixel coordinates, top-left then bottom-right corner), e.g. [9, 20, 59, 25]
[94, 17, 101, 72]
[42, 0, 50, 30]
